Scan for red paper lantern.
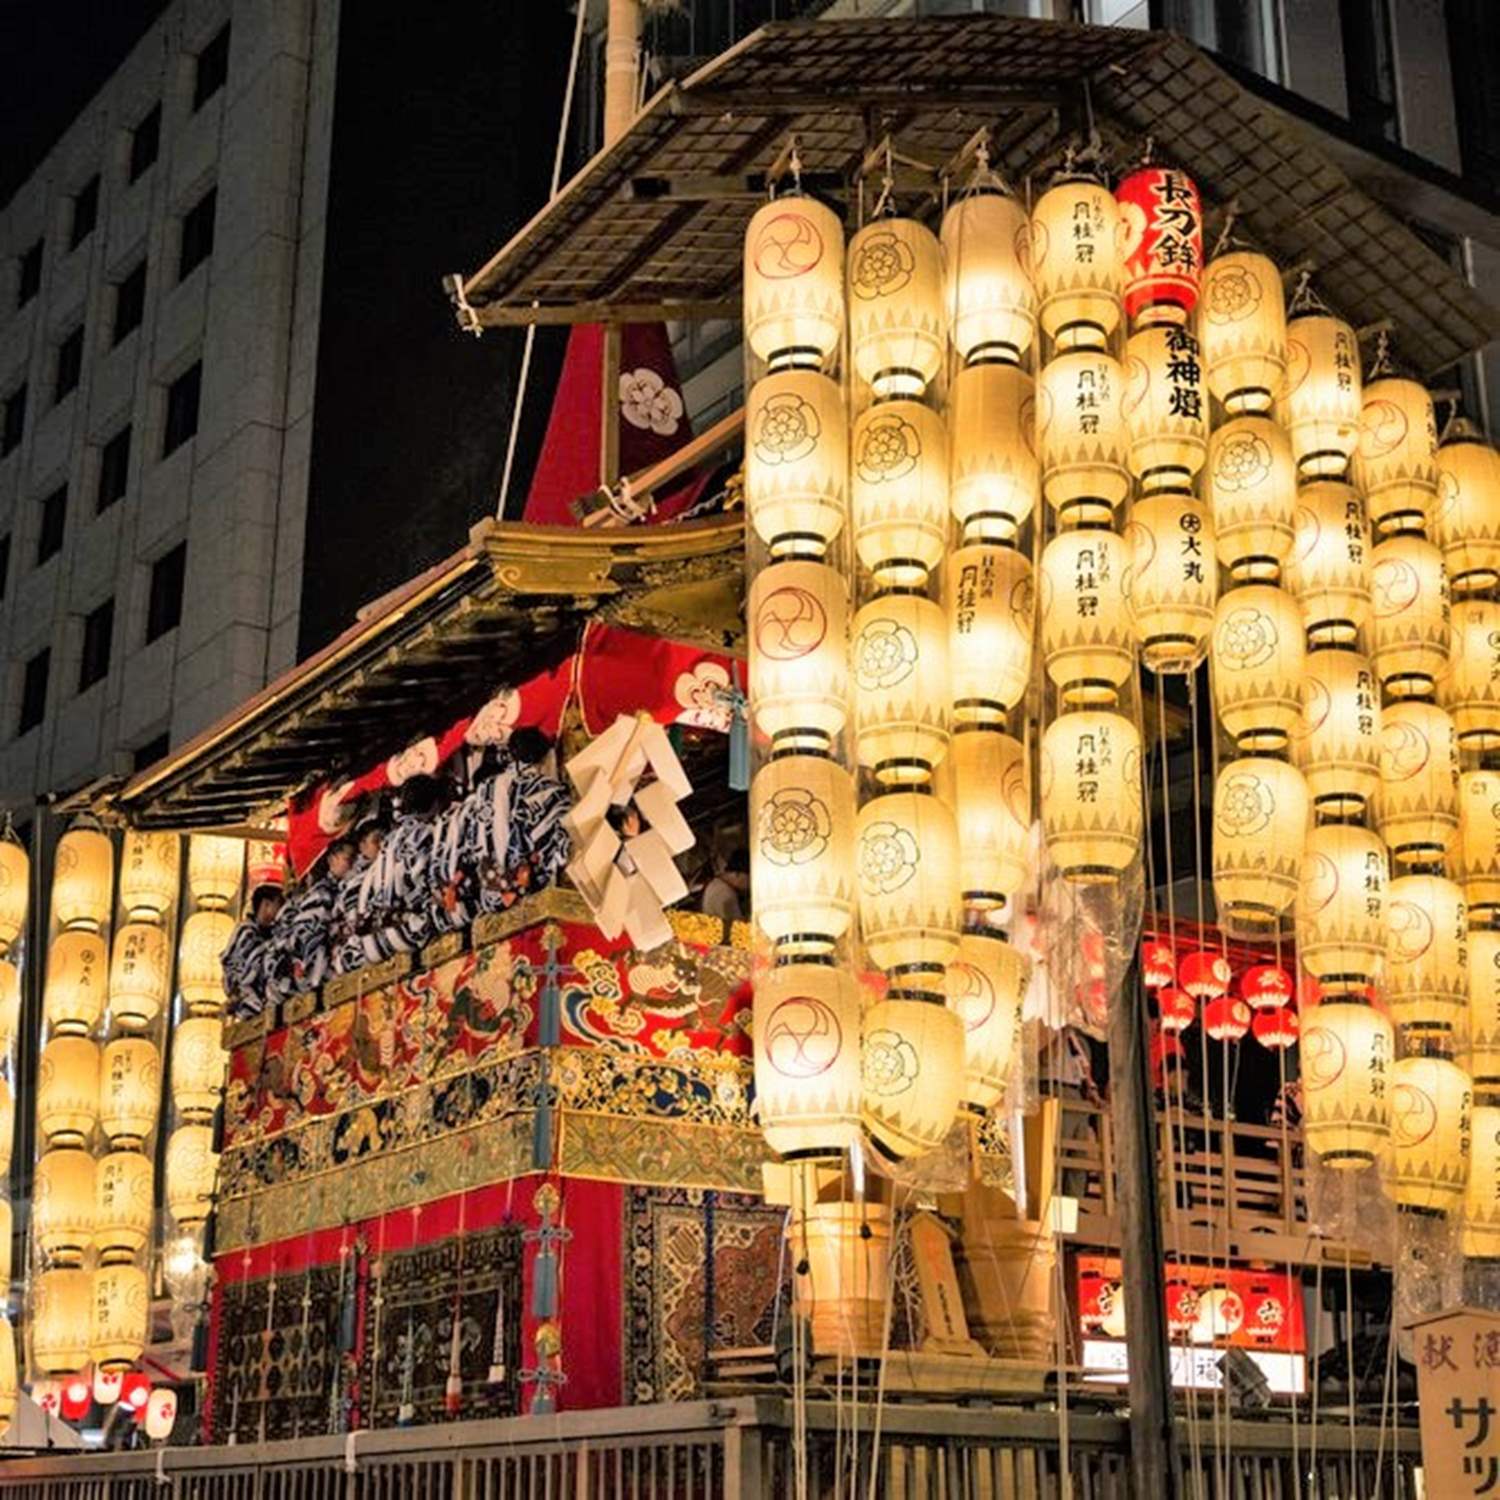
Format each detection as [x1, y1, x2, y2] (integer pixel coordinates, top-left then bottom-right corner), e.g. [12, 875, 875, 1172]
[1240, 963, 1293, 1010]
[1179, 950, 1232, 999]
[61, 1374, 91, 1421]
[247, 841, 287, 890]
[120, 1372, 150, 1415]
[1204, 995, 1252, 1041]
[1165, 1279, 1201, 1336]
[1117, 166, 1204, 326]
[1158, 987, 1196, 1032]
[1252, 1006, 1299, 1049]
[1150, 1029, 1187, 1081]
[1141, 940, 1176, 988]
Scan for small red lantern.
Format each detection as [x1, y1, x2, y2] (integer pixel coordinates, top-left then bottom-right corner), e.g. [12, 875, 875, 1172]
[1116, 165, 1204, 326]
[61, 1374, 91, 1421]
[247, 839, 287, 890]
[1165, 1279, 1201, 1337]
[1150, 1029, 1186, 1082]
[1252, 1005, 1299, 1049]
[93, 1367, 123, 1405]
[1204, 995, 1252, 1041]
[1141, 940, 1176, 988]
[120, 1372, 151, 1416]
[1179, 950, 1232, 999]
[1240, 963, 1293, 1009]
[32, 1380, 61, 1415]
[1158, 987, 1196, 1032]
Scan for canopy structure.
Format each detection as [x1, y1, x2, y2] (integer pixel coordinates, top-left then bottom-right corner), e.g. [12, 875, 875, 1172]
[456, 14, 1497, 377]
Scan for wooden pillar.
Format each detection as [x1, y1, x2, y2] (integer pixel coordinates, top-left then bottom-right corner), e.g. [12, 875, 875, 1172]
[600, 323, 622, 489]
[1106, 956, 1179, 1497]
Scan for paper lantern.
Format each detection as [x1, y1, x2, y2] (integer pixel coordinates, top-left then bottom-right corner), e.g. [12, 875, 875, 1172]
[0, 957, 17, 1054]
[1213, 756, 1308, 931]
[109, 921, 170, 1031]
[99, 1038, 161, 1149]
[941, 189, 1035, 365]
[1040, 710, 1142, 883]
[851, 398, 948, 586]
[166, 1124, 219, 1227]
[1191, 1287, 1246, 1345]
[1434, 420, 1500, 593]
[948, 361, 1037, 543]
[1296, 822, 1387, 995]
[1030, 174, 1122, 350]
[1200, 251, 1286, 414]
[187, 834, 242, 911]
[745, 370, 848, 557]
[92, 1367, 122, 1405]
[94, 1149, 154, 1259]
[1386, 1054, 1471, 1212]
[1123, 491, 1215, 673]
[171, 1016, 226, 1121]
[852, 592, 949, 783]
[1116, 165, 1202, 326]
[1301, 1000, 1392, 1168]
[1462, 1102, 1500, 1257]
[59, 1374, 91, 1422]
[0, 1078, 10, 1180]
[1474, 933, 1500, 1085]
[1040, 526, 1134, 705]
[52, 824, 113, 932]
[90, 1263, 148, 1371]
[0, 1316, 15, 1424]
[946, 931, 1030, 1114]
[1252, 1006, 1299, 1049]
[1039, 349, 1129, 525]
[118, 830, 178, 919]
[1122, 323, 1206, 491]
[1377, 699, 1458, 865]
[0, 833, 25, 952]
[1210, 584, 1304, 751]
[120, 1372, 150, 1413]
[1179, 950, 1232, 1000]
[1386, 873, 1468, 1040]
[1241, 964, 1293, 1009]
[1159, 987, 1195, 1031]
[1354, 376, 1438, 535]
[1292, 648, 1380, 819]
[848, 217, 944, 398]
[743, 195, 844, 372]
[1280, 310, 1361, 477]
[32, 1268, 91, 1374]
[947, 543, 1033, 725]
[753, 961, 861, 1159]
[861, 997, 964, 1159]
[37, 1035, 99, 1147]
[179, 910, 235, 1013]
[0, 1198, 9, 1290]
[748, 559, 849, 753]
[946, 729, 1029, 910]
[1285, 479, 1372, 646]
[1443, 599, 1500, 749]
[751, 753, 856, 958]
[246, 839, 285, 891]
[1206, 415, 1296, 582]
[1458, 771, 1500, 923]
[1204, 995, 1252, 1042]
[30, 1380, 61, 1416]
[34, 1148, 95, 1264]
[145, 1387, 178, 1442]
[1142, 941, 1176, 988]
[41, 928, 106, 1037]
[1369, 532, 1451, 698]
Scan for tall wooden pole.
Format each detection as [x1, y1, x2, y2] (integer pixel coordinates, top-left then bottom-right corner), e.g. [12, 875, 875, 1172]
[1106, 956, 1178, 1497]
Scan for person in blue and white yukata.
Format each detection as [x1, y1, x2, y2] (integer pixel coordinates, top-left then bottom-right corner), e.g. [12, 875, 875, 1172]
[270, 836, 356, 997]
[375, 774, 451, 954]
[222, 884, 286, 1020]
[331, 815, 390, 975]
[475, 728, 571, 915]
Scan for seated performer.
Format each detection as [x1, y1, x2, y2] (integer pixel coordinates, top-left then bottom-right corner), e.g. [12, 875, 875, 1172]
[477, 728, 571, 914]
[221, 884, 286, 1019]
[431, 745, 513, 935]
[331, 817, 389, 975]
[271, 836, 356, 996]
[376, 774, 450, 952]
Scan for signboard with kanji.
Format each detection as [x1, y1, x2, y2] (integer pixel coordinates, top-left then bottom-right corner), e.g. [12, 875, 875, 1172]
[1412, 1307, 1500, 1496]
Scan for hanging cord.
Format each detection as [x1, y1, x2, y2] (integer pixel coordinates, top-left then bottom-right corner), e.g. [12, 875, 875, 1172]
[1367, 330, 1395, 380]
[494, 0, 589, 520]
[1287, 269, 1327, 319]
[1208, 203, 1240, 262]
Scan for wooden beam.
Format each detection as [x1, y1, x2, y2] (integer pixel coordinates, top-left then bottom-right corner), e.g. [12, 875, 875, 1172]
[600, 323, 623, 489]
[626, 406, 745, 505]
[473, 299, 739, 329]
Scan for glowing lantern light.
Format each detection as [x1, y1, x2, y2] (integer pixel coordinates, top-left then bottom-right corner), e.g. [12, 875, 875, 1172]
[1241, 964, 1293, 1010]
[1200, 251, 1286, 414]
[852, 592, 949, 783]
[851, 398, 948, 586]
[187, 834, 242, 911]
[947, 543, 1033, 724]
[0, 1200, 9, 1288]
[1354, 375, 1438, 536]
[90, 1263, 148, 1371]
[1377, 699, 1459, 866]
[1204, 995, 1252, 1042]
[120, 1372, 150, 1414]
[1369, 532, 1451, 698]
[99, 1038, 161, 1149]
[42, 928, 107, 1036]
[1039, 349, 1129, 526]
[940, 186, 1035, 365]
[32, 1268, 91, 1374]
[1191, 1287, 1247, 1345]
[1296, 822, 1387, 994]
[1292, 648, 1380, 818]
[171, 1016, 226, 1121]
[743, 195, 844, 372]
[0, 955, 21, 1047]
[0, 1317, 15, 1424]
[166, 1124, 219, 1227]
[751, 753, 856, 958]
[179, 910, 235, 1014]
[1285, 480, 1372, 646]
[1206, 415, 1296, 582]
[118, 830, 178, 919]
[1280, 308, 1361, 477]
[1030, 171, 1122, 351]
[31, 1380, 61, 1416]
[1040, 526, 1134, 705]
[745, 370, 847, 558]
[861, 998, 964, 1159]
[60, 1375, 90, 1422]
[37, 1035, 99, 1147]
[1471, 929, 1500, 1084]
[1213, 756, 1308, 932]
[1124, 491, 1215, 673]
[748, 559, 848, 753]
[92, 1367, 122, 1405]
[94, 1150, 154, 1259]
[1211, 584, 1304, 751]
[1462, 1101, 1500, 1258]
[0, 831, 26, 953]
[1434, 419, 1500, 593]
[145, 1387, 178, 1442]
[1122, 323, 1206, 491]
[1386, 1054, 1471, 1213]
[1142, 941, 1176, 988]
[1179, 951, 1232, 1000]
[1444, 599, 1500, 748]
[855, 791, 959, 989]
[0, 1079, 10, 1179]
[948, 361, 1037, 544]
[52, 823, 112, 932]
[1301, 1000, 1392, 1168]
[1159, 987, 1195, 1032]
[946, 729, 1029, 911]
[946, 930, 1030, 1115]
[1116, 165, 1202, 326]
[1458, 770, 1500, 924]
[1386, 873, 1468, 1040]
[109, 921, 169, 1031]
[34, 1148, 94, 1264]
[848, 217, 944, 398]
[1252, 1006, 1299, 1049]
[1040, 710, 1143, 884]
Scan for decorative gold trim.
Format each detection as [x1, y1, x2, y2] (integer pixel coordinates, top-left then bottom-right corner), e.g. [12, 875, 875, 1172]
[323, 952, 412, 1007]
[421, 932, 465, 969]
[282, 993, 317, 1025]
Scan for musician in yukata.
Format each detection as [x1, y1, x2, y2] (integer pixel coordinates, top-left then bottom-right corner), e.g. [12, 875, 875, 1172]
[478, 728, 572, 914]
[221, 884, 286, 1019]
[331, 816, 388, 975]
[378, 774, 451, 952]
[272, 836, 356, 996]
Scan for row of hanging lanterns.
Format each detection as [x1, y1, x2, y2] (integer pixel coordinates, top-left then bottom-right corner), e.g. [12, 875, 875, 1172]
[0, 821, 25, 1425]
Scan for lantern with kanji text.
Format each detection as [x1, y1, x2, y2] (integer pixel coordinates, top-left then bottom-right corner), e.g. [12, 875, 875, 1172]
[1296, 822, 1387, 994]
[1116, 165, 1203, 326]
[1039, 710, 1143, 884]
[1030, 171, 1122, 351]
[1434, 419, 1500, 594]
[1124, 491, 1216, 673]
[1301, 999, 1391, 1169]
[1292, 648, 1380, 818]
[1122, 323, 1206, 491]
[946, 543, 1033, 723]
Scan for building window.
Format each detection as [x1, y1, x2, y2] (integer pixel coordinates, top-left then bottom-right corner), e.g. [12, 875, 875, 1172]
[0, 533, 9, 600]
[98, 425, 131, 511]
[55, 327, 84, 404]
[70, 175, 100, 251]
[79, 598, 114, 692]
[1341, 0, 1400, 142]
[133, 731, 170, 770]
[37, 485, 67, 565]
[179, 188, 216, 281]
[146, 541, 186, 642]
[17, 241, 43, 308]
[162, 363, 202, 456]
[2, 385, 25, 456]
[129, 103, 161, 183]
[114, 262, 146, 344]
[18, 649, 49, 736]
[194, 25, 230, 110]
[1447, 4, 1500, 193]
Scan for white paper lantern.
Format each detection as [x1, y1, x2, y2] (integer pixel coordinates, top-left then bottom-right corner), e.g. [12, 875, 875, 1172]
[42, 928, 107, 1036]
[1200, 251, 1286, 415]
[851, 398, 948, 586]
[145, 1387, 179, 1442]
[848, 217, 944, 398]
[179, 909, 235, 1014]
[947, 543, 1033, 725]
[1039, 349, 1130, 525]
[1292, 648, 1380, 819]
[1030, 175, 1122, 350]
[109, 921, 170, 1031]
[852, 592, 949, 783]
[946, 931, 1029, 1115]
[1369, 532, 1451, 699]
[1122, 323, 1206, 492]
[1040, 526, 1134, 706]
[1285, 479, 1372, 647]
[187, 834, 242, 911]
[1377, 699, 1458, 866]
[1212, 756, 1308, 932]
[1210, 583, 1304, 752]
[861, 998, 964, 1159]
[118, 830, 179, 919]
[1457, 770, 1500, 924]
[1443, 599, 1500, 749]
[90, 1263, 148, 1371]
[1206, 414, 1296, 582]
[944, 729, 1030, 910]
[1040, 710, 1143, 883]
[855, 791, 959, 989]
[1354, 376, 1438, 536]
[1296, 822, 1387, 995]
[1386, 1054, 1470, 1213]
[1434, 420, 1500, 593]
[748, 559, 849, 753]
[1386, 873, 1468, 1041]
[743, 195, 844, 372]
[940, 189, 1035, 366]
[1124, 491, 1215, 672]
[745, 369, 848, 558]
[1280, 309, 1361, 478]
[1469, 928, 1500, 1085]
[52, 824, 113, 932]
[1300, 1000, 1392, 1169]
[948, 361, 1037, 543]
